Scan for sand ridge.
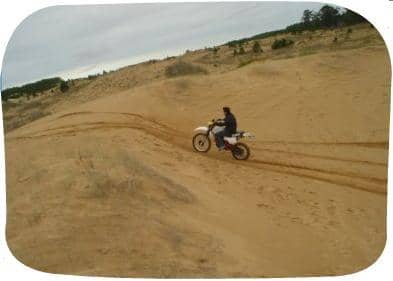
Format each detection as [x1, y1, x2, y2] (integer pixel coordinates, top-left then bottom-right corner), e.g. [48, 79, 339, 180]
[4, 23, 390, 277]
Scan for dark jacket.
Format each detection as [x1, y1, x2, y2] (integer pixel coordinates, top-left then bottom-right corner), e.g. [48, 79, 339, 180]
[224, 112, 237, 135]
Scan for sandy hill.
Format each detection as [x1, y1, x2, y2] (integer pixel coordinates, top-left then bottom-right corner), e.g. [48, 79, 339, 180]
[3, 23, 391, 277]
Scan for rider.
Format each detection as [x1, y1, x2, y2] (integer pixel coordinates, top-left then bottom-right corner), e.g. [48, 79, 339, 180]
[215, 106, 237, 150]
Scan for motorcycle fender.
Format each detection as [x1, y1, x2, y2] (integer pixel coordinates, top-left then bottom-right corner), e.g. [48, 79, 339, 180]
[194, 126, 208, 132]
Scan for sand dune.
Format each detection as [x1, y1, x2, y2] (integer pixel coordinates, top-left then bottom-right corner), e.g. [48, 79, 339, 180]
[4, 24, 390, 277]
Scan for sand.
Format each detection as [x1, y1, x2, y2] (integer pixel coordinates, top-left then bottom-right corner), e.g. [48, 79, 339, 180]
[3, 23, 390, 277]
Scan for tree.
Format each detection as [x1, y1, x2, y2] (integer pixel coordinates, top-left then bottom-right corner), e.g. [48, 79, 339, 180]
[60, 80, 69, 93]
[302, 9, 314, 26]
[318, 5, 340, 28]
[225, 6, 369, 50]
[1, 77, 63, 101]
[252, 41, 262, 53]
[302, 9, 320, 29]
[341, 9, 367, 25]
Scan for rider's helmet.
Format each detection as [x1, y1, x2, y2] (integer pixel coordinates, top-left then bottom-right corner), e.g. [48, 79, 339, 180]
[223, 106, 231, 114]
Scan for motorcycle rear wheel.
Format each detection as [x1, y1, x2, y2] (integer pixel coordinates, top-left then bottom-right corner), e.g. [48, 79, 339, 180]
[231, 142, 250, 160]
[192, 133, 211, 152]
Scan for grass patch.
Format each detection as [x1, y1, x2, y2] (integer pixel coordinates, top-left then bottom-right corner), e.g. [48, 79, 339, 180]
[165, 61, 207, 78]
[298, 47, 318, 57]
[3, 110, 50, 132]
[2, 100, 51, 132]
[238, 59, 254, 68]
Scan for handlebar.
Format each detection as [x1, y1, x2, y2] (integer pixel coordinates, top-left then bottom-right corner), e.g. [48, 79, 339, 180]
[211, 118, 224, 125]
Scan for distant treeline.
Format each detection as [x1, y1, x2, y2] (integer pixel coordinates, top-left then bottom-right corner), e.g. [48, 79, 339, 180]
[227, 5, 368, 47]
[286, 5, 368, 33]
[1, 77, 67, 101]
[2, 5, 369, 102]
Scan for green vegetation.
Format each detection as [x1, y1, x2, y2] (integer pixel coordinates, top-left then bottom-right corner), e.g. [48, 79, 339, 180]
[226, 5, 368, 47]
[285, 6, 367, 33]
[1, 77, 63, 101]
[271, 38, 294, 50]
[227, 29, 287, 48]
[238, 59, 254, 68]
[233, 46, 246, 56]
[165, 61, 207, 77]
[1, 5, 369, 103]
[252, 41, 263, 53]
[87, 74, 100, 80]
[60, 80, 69, 93]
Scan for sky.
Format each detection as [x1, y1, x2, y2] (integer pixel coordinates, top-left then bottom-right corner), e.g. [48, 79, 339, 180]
[1, 2, 324, 89]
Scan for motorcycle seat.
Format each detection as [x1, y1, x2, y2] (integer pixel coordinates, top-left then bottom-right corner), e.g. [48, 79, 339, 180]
[232, 131, 244, 137]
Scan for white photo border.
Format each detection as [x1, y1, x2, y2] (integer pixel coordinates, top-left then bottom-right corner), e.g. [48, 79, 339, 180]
[0, 0, 392, 280]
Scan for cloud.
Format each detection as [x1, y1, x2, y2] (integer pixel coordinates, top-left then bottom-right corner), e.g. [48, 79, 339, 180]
[1, 2, 324, 88]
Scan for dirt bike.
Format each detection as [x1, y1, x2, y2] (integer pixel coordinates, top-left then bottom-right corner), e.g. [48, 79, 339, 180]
[192, 119, 254, 160]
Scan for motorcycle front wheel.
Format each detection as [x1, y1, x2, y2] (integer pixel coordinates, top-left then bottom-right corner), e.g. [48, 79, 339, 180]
[192, 133, 211, 152]
[231, 142, 250, 160]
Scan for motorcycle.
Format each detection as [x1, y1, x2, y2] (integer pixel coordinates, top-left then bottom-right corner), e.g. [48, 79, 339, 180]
[192, 119, 254, 160]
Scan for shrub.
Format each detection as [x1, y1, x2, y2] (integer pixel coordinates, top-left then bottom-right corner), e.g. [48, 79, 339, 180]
[233, 49, 238, 56]
[252, 41, 263, 53]
[60, 80, 69, 92]
[271, 38, 294, 50]
[165, 61, 207, 77]
[239, 46, 246, 55]
[87, 74, 99, 80]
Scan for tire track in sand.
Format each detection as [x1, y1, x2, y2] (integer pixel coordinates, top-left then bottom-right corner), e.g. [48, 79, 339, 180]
[9, 111, 387, 194]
